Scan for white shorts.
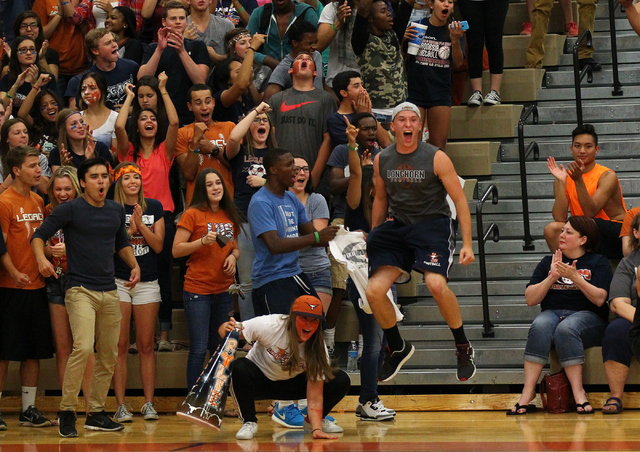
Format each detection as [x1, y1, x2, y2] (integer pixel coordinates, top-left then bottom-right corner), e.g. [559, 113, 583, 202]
[116, 278, 161, 305]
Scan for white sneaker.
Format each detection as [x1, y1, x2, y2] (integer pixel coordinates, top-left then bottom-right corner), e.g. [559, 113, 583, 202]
[467, 90, 483, 107]
[375, 398, 396, 416]
[303, 417, 343, 433]
[482, 90, 501, 106]
[356, 400, 395, 421]
[141, 402, 158, 421]
[157, 340, 172, 352]
[114, 403, 133, 423]
[236, 421, 258, 440]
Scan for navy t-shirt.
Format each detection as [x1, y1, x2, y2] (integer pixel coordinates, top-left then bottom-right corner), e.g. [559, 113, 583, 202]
[527, 252, 612, 319]
[212, 89, 254, 124]
[327, 112, 353, 148]
[0, 72, 56, 111]
[231, 145, 268, 219]
[49, 141, 113, 169]
[114, 198, 164, 281]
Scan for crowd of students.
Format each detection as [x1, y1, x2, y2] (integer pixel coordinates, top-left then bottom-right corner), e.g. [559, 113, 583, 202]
[0, 0, 632, 442]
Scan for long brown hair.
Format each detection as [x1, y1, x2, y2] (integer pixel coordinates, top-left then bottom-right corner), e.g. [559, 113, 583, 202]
[245, 113, 277, 157]
[281, 313, 335, 381]
[189, 168, 243, 237]
[56, 109, 88, 156]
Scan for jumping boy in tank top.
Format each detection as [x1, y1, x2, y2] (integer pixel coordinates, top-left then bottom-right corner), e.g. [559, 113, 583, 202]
[365, 102, 476, 382]
[545, 124, 626, 259]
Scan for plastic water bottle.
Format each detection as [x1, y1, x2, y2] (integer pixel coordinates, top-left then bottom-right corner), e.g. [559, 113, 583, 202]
[347, 341, 358, 372]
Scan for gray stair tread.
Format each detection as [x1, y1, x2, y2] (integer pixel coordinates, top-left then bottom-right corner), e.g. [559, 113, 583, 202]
[348, 368, 530, 385]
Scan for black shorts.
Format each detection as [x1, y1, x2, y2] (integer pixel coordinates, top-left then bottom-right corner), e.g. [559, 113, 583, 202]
[0, 287, 53, 361]
[252, 272, 319, 317]
[593, 218, 623, 259]
[367, 216, 457, 283]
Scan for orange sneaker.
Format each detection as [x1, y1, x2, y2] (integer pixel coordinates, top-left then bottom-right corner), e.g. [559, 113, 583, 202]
[565, 22, 578, 37]
[520, 22, 532, 35]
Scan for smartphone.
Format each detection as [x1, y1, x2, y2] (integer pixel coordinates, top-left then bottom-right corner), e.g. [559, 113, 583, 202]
[461, 21, 469, 30]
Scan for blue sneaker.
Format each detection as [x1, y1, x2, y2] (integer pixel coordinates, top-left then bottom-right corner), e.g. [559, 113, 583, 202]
[272, 402, 303, 429]
[298, 405, 334, 422]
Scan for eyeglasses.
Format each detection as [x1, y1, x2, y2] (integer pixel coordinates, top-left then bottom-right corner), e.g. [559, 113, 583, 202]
[20, 23, 38, 30]
[252, 117, 269, 124]
[17, 47, 37, 55]
[294, 166, 309, 173]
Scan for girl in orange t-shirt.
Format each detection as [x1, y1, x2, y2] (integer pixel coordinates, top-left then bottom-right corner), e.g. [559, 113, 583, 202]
[44, 166, 94, 411]
[172, 167, 243, 389]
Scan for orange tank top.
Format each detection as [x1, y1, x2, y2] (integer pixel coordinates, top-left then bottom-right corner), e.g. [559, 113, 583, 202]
[565, 163, 625, 220]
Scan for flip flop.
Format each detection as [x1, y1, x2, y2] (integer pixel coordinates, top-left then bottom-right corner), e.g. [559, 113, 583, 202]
[576, 401, 594, 415]
[506, 403, 537, 416]
[602, 397, 623, 414]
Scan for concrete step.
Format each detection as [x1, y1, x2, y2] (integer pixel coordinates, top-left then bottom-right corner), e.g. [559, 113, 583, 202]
[477, 174, 640, 199]
[565, 32, 640, 53]
[401, 324, 530, 341]
[462, 69, 545, 103]
[349, 367, 528, 386]
[557, 51, 640, 67]
[499, 138, 640, 160]
[490, 158, 640, 176]
[448, 256, 541, 281]
[450, 105, 523, 140]
[545, 67, 640, 88]
[595, 17, 634, 32]
[454, 238, 549, 255]
[467, 216, 548, 241]
[535, 101, 640, 123]
[503, 35, 567, 68]
[520, 120, 640, 139]
[535, 83, 640, 101]
[408, 340, 526, 369]
[417, 279, 529, 297]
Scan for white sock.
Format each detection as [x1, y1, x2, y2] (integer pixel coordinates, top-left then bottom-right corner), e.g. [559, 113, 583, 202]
[324, 328, 335, 347]
[278, 400, 293, 408]
[297, 399, 307, 410]
[22, 386, 37, 411]
[358, 334, 364, 358]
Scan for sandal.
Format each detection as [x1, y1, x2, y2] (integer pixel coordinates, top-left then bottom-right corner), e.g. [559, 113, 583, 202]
[576, 401, 594, 415]
[506, 403, 537, 416]
[602, 397, 623, 415]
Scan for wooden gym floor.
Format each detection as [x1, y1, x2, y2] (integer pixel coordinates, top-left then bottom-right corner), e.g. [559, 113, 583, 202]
[3, 408, 640, 452]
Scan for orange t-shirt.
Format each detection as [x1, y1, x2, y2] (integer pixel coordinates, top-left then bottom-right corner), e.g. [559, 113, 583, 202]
[176, 207, 237, 295]
[175, 121, 235, 207]
[565, 163, 626, 221]
[0, 188, 45, 289]
[33, 0, 88, 76]
[44, 204, 67, 273]
[620, 206, 640, 238]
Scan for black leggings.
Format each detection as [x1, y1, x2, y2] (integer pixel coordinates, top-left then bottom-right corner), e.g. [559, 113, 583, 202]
[457, 0, 510, 79]
[230, 357, 351, 423]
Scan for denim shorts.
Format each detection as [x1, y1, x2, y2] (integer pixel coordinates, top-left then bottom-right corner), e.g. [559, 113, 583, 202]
[46, 274, 68, 306]
[305, 267, 332, 295]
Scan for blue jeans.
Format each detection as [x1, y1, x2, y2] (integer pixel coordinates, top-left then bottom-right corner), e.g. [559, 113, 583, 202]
[183, 290, 234, 389]
[524, 309, 607, 367]
[347, 278, 386, 403]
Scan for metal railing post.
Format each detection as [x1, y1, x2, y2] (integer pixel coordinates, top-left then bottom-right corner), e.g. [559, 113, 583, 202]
[476, 184, 499, 338]
[573, 29, 594, 127]
[517, 105, 539, 251]
[609, 0, 623, 96]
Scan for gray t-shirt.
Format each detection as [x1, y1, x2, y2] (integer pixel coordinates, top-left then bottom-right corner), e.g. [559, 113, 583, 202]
[188, 15, 235, 58]
[318, 2, 359, 88]
[609, 249, 640, 309]
[268, 51, 324, 91]
[298, 193, 330, 273]
[378, 141, 450, 225]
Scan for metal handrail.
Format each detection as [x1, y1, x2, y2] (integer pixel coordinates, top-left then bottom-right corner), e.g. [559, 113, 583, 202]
[517, 105, 539, 251]
[572, 29, 594, 126]
[476, 184, 499, 338]
[609, 0, 623, 96]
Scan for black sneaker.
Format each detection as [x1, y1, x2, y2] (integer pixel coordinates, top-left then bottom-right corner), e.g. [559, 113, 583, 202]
[377, 340, 415, 382]
[456, 342, 477, 381]
[84, 411, 124, 431]
[19, 405, 51, 427]
[59, 411, 78, 438]
[0, 411, 7, 430]
[579, 57, 602, 72]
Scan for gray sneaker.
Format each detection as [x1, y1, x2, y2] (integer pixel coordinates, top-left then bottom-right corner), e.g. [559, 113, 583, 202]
[467, 90, 483, 107]
[19, 405, 51, 427]
[141, 402, 158, 421]
[114, 404, 133, 423]
[482, 90, 501, 106]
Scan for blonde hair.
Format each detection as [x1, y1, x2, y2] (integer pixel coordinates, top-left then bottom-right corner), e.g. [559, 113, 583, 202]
[113, 161, 147, 212]
[47, 166, 81, 209]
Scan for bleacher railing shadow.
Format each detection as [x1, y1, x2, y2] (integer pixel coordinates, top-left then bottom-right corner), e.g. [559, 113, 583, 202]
[476, 184, 499, 338]
[517, 105, 539, 251]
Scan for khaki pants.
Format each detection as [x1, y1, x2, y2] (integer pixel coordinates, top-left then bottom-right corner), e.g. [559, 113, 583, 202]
[526, 0, 597, 68]
[60, 286, 121, 412]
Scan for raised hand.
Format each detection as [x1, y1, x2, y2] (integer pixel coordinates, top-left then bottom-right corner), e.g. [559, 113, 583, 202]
[24, 64, 39, 86]
[361, 149, 372, 166]
[335, 0, 352, 28]
[157, 27, 170, 51]
[60, 143, 72, 166]
[566, 160, 585, 182]
[183, 23, 198, 40]
[168, 30, 185, 52]
[39, 40, 49, 60]
[33, 73, 52, 90]
[124, 82, 135, 98]
[547, 156, 568, 183]
[158, 71, 168, 92]
[85, 130, 96, 159]
[448, 21, 465, 41]
[255, 101, 271, 114]
[549, 249, 562, 281]
[249, 33, 266, 50]
[344, 115, 358, 145]
[192, 122, 208, 145]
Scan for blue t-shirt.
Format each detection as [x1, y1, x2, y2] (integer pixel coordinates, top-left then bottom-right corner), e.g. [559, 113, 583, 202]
[326, 112, 353, 148]
[114, 198, 164, 282]
[247, 187, 310, 288]
[232, 145, 268, 219]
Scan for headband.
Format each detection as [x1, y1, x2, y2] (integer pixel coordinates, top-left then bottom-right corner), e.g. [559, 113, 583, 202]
[115, 165, 142, 181]
[60, 111, 81, 127]
[229, 31, 250, 48]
